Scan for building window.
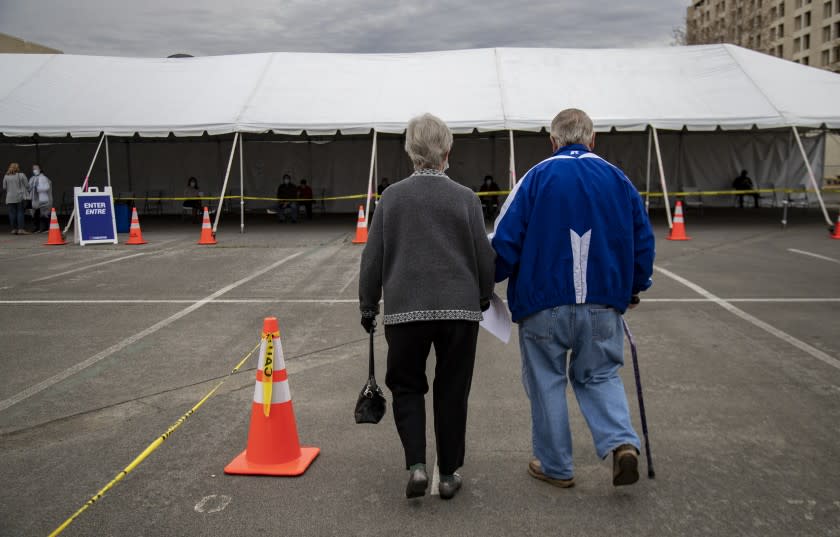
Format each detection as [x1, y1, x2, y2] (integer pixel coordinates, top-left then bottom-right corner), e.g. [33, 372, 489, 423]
[822, 49, 831, 64]
[824, 25, 832, 41]
[834, 45, 840, 62]
[825, 1, 833, 16]
[778, 44, 784, 56]
[757, 34, 762, 47]
[835, 21, 840, 38]
[795, 0, 802, 8]
[803, 56, 809, 65]
[804, 34, 811, 49]
[771, 27, 777, 40]
[795, 15, 802, 30]
[794, 37, 802, 51]
[779, 23, 784, 37]
[804, 11, 811, 27]
[780, 2, 785, 15]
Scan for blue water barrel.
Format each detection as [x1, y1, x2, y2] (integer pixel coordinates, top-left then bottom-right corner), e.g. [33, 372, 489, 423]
[115, 203, 131, 233]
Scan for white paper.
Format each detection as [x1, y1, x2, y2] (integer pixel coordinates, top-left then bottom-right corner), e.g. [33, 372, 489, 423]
[479, 292, 512, 343]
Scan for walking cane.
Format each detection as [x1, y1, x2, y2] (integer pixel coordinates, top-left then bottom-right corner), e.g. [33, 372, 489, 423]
[621, 318, 655, 479]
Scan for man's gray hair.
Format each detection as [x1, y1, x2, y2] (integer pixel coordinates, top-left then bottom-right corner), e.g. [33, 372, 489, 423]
[550, 108, 594, 148]
[404, 113, 453, 170]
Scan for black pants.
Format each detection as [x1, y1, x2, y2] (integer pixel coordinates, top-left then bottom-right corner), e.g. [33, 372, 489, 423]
[384, 320, 479, 475]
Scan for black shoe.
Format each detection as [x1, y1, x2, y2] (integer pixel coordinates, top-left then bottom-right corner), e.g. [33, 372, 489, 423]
[612, 444, 639, 487]
[405, 468, 428, 499]
[438, 473, 462, 500]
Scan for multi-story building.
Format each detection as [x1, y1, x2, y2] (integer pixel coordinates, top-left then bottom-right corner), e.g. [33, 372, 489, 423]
[687, 0, 840, 72]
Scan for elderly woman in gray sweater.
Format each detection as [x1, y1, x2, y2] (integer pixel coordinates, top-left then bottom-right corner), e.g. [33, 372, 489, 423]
[359, 113, 495, 500]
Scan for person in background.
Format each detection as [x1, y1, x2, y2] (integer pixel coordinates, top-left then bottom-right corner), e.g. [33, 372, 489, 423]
[3, 162, 30, 235]
[478, 174, 500, 220]
[492, 108, 655, 489]
[274, 174, 298, 223]
[359, 113, 496, 500]
[29, 164, 52, 233]
[733, 169, 759, 209]
[377, 177, 390, 197]
[298, 179, 314, 220]
[183, 177, 202, 222]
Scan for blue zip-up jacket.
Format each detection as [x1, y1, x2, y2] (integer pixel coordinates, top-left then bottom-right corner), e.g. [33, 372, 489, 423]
[491, 144, 655, 321]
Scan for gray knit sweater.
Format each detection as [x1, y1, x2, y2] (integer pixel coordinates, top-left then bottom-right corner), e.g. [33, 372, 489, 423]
[359, 170, 496, 325]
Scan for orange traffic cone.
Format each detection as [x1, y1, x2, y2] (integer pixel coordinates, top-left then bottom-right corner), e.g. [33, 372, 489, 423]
[125, 207, 147, 245]
[225, 317, 320, 476]
[667, 201, 691, 241]
[197, 207, 216, 245]
[44, 208, 66, 246]
[831, 212, 840, 240]
[351, 206, 368, 244]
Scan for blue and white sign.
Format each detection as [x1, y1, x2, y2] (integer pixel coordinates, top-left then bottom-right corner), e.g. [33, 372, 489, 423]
[74, 186, 118, 245]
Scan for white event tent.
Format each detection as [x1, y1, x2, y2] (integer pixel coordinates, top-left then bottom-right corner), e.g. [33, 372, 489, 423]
[1, 44, 838, 230]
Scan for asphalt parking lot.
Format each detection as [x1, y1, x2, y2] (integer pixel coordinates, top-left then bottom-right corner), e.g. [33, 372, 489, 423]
[1, 208, 839, 537]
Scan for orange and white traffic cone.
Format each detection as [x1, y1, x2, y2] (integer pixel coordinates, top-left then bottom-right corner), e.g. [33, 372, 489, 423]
[351, 206, 368, 244]
[43, 208, 66, 246]
[197, 206, 216, 245]
[831, 211, 840, 240]
[667, 201, 691, 241]
[225, 317, 320, 476]
[125, 207, 147, 245]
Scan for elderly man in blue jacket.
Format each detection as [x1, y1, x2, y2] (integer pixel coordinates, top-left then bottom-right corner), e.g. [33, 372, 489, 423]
[491, 108, 655, 488]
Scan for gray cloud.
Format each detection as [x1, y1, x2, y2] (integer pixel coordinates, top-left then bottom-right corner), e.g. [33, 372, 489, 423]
[0, 0, 690, 57]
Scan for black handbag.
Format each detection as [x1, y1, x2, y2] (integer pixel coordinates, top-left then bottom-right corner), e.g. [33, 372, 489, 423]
[354, 329, 386, 424]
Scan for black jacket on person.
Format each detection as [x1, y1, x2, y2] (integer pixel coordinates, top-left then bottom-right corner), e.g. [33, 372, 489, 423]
[277, 183, 298, 200]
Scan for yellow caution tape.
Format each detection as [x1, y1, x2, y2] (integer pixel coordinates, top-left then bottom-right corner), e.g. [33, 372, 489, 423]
[262, 331, 278, 417]
[111, 186, 839, 204]
[47, 341, 261, 537]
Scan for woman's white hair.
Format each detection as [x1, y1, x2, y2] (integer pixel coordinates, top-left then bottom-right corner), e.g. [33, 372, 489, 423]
[550, 108, 594, 148]
[404, 113, 453, 170]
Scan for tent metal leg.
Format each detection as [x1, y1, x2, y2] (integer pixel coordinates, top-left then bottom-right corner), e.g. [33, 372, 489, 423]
[212, 132, 240, 234]
[508, 129, 516, 188]
[651, 127, 673, 229]
[791, 126, 832, 226]
[64, 132, 106, 236]
[645, 128, 652, 214]
[105, 135, 111, 188]
[364, 130, 377, 223]
[239, 133, 245, 234]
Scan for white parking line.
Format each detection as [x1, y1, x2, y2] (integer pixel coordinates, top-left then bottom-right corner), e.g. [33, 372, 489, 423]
[788, 248, 840, 265]
[654, 265, 840, 372]
[32, 252, 147, 282]
[0, 251, 303, 413]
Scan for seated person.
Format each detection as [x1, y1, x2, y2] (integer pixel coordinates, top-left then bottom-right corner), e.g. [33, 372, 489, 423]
[183, 177, 202, 221]
[733, 170, 759, 209]
[272, 174, 298, 223]
[479, 175, 500, 219]
[298, 179, 314, 220]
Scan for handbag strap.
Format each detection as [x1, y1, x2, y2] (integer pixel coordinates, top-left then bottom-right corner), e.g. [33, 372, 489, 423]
[368, 328, 376, 381]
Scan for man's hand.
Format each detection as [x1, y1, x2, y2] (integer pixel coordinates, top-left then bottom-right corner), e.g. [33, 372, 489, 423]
[480, 299, 491, 312]
[628, 295, 641, 310]
[361, 315, 377, 334]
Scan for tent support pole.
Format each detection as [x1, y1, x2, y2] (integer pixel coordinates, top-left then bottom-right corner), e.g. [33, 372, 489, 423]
[644, 127, 652, 214]
[239, 133, 245, 234]
[63, 132, 106, 236]
[212, 132, 239, 234]
[792, 126, 832, 226]
[105, 135, 111, 188]
[364, 130, 377, 223]
[651, 127, 673, 229]
[508, 129, 517, 188]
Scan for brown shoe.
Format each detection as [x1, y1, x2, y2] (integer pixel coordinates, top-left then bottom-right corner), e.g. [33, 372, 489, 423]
[527, 459, 575, 488]
[612, 444, 639, 486]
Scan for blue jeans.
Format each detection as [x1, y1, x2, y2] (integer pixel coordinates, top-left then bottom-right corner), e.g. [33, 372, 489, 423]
[7, 202, 24, 230]
[519, 304, 640, 479]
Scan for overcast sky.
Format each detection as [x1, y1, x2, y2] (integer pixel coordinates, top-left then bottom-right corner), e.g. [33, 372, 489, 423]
[0, 0, 690, 57]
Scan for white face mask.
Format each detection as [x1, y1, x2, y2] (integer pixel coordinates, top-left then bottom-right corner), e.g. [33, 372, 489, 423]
[33, 169, 40, 176]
